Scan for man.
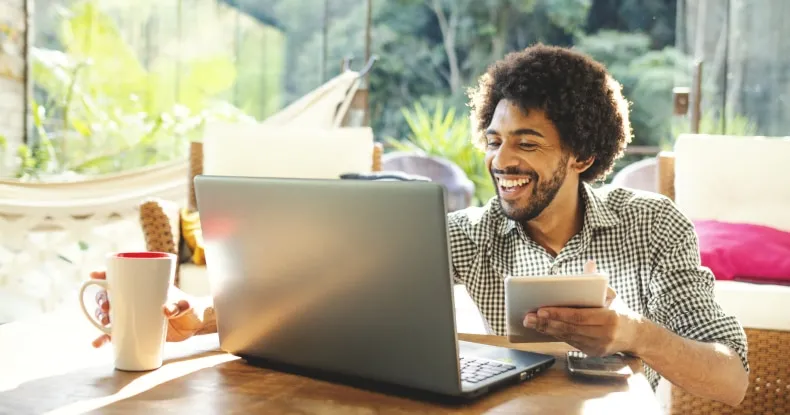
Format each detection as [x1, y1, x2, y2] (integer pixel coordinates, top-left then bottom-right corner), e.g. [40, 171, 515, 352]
[89, 44, 748, 405]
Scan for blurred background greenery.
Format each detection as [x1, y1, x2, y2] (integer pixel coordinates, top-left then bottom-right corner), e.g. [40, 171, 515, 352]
[12, 0, 773, 201]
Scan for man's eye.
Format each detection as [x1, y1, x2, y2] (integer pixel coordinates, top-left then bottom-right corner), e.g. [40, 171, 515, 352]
[486, 141, 500, 148]
[520, 143, 538, 150]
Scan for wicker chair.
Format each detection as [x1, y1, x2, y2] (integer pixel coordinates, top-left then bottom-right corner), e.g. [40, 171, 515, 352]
[657, 149, 790, 415]
[610, 157, 658, 193]
[139, 140, 383, 292]
[381, 152, 475, 212]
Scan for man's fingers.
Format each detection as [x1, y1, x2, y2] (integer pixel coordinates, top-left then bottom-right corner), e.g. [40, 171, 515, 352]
[524, 313, 615, 356]
[536, 307, 612, 326]
[92, 334, 110, 348]
[605, 287, 617, 307]
[95, 290, 109, 311]
[163, 303, 178, 317]
[95, 308, 110, 326]
[163, 299, 191, 318]
[524, 314, 601, 338]
[583, 259, 596, 274]
[89, 271, 110, 349]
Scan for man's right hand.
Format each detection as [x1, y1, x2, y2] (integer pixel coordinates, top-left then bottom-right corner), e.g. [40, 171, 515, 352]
[90, 271, 206, 348]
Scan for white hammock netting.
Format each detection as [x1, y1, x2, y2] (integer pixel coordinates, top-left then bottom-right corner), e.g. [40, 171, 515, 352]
[0, 70, 364, 216]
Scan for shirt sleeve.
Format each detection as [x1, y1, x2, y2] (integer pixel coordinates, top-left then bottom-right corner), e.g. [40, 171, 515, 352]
[446, 211, 477, 285]
[647, 199, 749, 373]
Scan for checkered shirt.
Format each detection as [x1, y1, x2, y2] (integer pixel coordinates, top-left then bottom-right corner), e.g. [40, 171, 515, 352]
[447, 183, 749, 389]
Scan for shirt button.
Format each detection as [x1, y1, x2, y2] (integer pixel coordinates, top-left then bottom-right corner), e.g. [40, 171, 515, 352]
[551, 265, 559, 274]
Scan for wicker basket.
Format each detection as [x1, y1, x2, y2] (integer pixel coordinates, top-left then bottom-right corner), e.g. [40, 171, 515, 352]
[657, 151, 675, 202]
[670, 328, 790, 415]
[372, 142, 383, 172]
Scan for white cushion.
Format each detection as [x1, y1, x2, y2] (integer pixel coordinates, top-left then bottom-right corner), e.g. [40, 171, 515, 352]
[179, 263, 210, 297]
[674, 134, 790, 331]
[202, 123, 374, 180]
[674, 134, 790, 231]
[715, 280, 790, 331]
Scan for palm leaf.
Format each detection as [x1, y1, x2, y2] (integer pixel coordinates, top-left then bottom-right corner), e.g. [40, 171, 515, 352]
[388, 100, 495, 205]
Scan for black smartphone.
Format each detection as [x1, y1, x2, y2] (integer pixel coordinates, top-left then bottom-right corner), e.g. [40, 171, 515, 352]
[566, 351, 633, 379]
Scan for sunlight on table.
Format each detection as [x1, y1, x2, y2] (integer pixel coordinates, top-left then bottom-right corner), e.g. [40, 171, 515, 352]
[43, 353, 239, 415]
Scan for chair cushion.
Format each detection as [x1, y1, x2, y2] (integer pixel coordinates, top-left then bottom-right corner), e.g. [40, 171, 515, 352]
[180, 208, 206, 265]
[695, 220, 790, 283]
[715, 280, 790, 331]
[203, 124, 374, 179]
[178, 263, 211, 297]
[674, 134, 790, 232]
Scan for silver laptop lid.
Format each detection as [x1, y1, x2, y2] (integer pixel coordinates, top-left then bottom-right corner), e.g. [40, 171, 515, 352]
[194, 175, 463, 396]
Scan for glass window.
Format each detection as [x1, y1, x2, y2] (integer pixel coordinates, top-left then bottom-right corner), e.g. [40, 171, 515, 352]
[25, 0, 785, 191]
[28, 0, 284, 176]
[675, 0, 789, 137]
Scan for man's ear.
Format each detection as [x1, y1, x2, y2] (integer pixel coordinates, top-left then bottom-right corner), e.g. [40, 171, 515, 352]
[571, 156, 595, 174]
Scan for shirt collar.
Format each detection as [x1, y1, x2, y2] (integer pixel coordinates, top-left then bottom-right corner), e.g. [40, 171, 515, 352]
[496, 201, 518, 236]
[496, 182, 621, 236]
[580, 182, 621, 230]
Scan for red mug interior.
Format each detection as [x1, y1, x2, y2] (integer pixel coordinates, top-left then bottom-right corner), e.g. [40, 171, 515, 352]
[115, 252, 172, 259]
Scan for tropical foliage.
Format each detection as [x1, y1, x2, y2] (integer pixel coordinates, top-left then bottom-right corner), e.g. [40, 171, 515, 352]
[17, 0, 281, 179]
[20, 0, 764, 182]
[386, 101, 494, 204]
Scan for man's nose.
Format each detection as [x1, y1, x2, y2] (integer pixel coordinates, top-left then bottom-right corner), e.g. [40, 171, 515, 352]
[492, 146, 519, 170]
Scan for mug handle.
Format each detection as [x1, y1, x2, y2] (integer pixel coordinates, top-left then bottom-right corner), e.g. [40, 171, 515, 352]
[79, 279, 112, 335]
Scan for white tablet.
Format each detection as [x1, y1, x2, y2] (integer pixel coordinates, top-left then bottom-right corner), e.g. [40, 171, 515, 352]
[504, 274, 609, 343]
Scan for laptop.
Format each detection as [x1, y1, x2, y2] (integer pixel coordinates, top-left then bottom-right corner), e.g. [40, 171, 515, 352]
[193, 175, 555, 399]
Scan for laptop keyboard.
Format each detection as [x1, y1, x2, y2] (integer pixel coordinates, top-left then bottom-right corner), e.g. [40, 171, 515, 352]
[459, 356, 517, 384]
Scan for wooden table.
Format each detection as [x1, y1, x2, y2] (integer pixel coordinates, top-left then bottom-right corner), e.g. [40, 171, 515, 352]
[0, 311, 663, 414]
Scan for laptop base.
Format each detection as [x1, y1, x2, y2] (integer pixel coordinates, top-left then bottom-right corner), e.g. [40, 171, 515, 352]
[238, 341, 555, 402]
[458, 341, 556, 398]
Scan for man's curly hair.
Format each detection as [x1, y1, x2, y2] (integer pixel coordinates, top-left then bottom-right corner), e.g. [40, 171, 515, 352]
[467, 44, 632, 183]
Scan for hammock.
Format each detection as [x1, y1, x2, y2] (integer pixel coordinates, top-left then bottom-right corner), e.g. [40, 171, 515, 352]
[0, 69, 364, 214]
[261, 70, 361, 128]
[0, 160, 188, 216]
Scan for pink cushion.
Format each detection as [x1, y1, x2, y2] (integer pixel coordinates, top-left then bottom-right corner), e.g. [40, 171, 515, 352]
[694, 220, 790, 283]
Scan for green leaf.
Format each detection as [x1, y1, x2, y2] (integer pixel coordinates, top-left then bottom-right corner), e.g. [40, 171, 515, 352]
[390, 99, 494, 205]
[69, 118, 92, 137]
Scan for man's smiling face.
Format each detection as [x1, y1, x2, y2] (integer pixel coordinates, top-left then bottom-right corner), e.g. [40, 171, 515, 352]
[484, 99, 571, 223]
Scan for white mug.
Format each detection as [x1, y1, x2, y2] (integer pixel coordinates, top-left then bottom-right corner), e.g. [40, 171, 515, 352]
[79, 252, 177, 371]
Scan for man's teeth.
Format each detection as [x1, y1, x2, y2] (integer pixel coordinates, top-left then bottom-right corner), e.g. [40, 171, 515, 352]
[499, 178, 530, 188]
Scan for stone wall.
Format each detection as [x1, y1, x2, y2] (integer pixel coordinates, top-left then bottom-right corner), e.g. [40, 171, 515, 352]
[0, 0, 27, 148]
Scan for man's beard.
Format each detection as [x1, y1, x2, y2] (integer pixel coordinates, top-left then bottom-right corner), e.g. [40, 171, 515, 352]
[492, 154, 569, 223]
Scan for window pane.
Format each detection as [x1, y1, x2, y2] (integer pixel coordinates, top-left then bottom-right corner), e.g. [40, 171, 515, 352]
[676, 0, 790, 136]
[30, 0, 284, 175]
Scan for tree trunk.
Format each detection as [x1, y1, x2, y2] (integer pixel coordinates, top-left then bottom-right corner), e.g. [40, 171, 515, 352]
[429, 0, 461, 94]
[490, 3, 511, 63]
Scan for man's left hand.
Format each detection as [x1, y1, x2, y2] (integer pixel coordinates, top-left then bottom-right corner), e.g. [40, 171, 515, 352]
[522, 261, 644, 357]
